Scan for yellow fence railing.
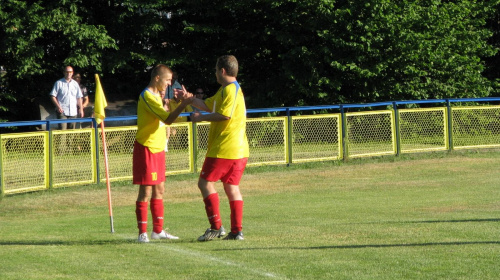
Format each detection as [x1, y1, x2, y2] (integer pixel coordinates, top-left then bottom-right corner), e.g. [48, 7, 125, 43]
[452, 106, 500, 149]
[292, 114, 341, 163]
[346, 110, 396, 158]
[398, 108, 448, 153]
[2, 104, 500, 195]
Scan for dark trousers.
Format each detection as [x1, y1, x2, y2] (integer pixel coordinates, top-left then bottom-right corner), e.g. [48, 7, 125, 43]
[56, 112, 76, 130]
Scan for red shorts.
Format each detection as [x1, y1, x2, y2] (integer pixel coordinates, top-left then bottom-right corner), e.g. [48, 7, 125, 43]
[200, 157, 248, 185]
[133, 141, 165, 185]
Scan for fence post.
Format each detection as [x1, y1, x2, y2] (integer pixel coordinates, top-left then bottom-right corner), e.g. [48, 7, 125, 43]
[0, 135, 4, 197]
[446, 99, 454, 152]
[192, 121, 198, 174]
[340, 105, 347, 161]
[393, 102, 401, 156]
[286, 108, 292, 166]
[47, 120, 54, 189]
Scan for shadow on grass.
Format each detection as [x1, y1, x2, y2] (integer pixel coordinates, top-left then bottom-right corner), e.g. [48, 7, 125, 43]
[0, 239, 137, 246]
[214, 218, 500, 251]
[407, 218, 500, 224]
[1, 219, 497, 247]
[0, 238, 200, 246]
[346, 218, 500, 225]
[214, 240, 500, 251]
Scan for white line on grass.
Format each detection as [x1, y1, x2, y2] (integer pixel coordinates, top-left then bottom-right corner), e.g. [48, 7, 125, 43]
[117, 234, 285, 279]
[165, 244, 283, 279]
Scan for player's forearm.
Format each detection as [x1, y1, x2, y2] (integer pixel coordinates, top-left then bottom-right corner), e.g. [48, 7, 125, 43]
[193, 112, 229, 122]
[164, 101, 192, 125]
[190, 98, 210, 112]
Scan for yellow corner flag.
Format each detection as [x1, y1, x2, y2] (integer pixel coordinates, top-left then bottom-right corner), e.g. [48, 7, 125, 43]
[94, 74, 108, 124]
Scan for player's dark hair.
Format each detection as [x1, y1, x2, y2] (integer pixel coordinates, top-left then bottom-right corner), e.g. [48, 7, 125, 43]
[151, 64, 173, 79]
[216, 55, 238, 77]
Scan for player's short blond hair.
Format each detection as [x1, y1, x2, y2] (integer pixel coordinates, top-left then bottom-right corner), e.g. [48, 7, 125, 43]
[151, 64, 173, 80]
[216, 55, 238, 77]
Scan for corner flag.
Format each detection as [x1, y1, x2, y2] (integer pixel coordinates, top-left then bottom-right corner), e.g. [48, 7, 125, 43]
[94, 74, 108, 124]
[94, 74, 114, 233]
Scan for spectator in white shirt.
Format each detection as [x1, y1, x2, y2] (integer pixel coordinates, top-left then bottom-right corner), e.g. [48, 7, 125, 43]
[50, 65, 83, 130]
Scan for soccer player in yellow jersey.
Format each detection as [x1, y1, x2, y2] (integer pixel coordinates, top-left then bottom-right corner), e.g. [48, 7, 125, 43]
[189, 55, 249, 241]
[133, 64, 193, 243]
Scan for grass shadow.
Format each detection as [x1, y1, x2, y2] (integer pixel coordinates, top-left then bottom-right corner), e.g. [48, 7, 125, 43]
[214, 240, 500, 251]
[0, 237, 204, 246]
[0, 239, 137, 246]
[343, 218, 500, 225]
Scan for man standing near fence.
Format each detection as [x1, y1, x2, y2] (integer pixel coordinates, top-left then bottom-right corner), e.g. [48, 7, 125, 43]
[133, 64, 193, 243]
[49, 65, 84, 155]
[50, 66, 84, 130]
[188, 55, 249, 241]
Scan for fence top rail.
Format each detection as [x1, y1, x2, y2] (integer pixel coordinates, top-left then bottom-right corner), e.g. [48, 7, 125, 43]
[447, 97, 500, 103]
[247, 97, 500, 112]
[1, 97, 499, 128]
[0, 118, 95, 128]
[0, 120, 49, 128]
[394, 99, 447, 105]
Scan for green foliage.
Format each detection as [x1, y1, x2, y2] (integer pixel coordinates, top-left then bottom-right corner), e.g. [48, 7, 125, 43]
[0, 0, 499, 122]
[0, 0, 117, 121]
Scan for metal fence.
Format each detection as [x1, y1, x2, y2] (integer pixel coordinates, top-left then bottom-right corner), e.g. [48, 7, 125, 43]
[1, 98, 500, 195]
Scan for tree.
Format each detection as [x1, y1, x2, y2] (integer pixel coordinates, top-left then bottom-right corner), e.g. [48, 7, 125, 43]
[0, 0, 116, 122]
[1, 0, 498, 123]
[151, 0, 499, 107]
[484, 3, 500, 88]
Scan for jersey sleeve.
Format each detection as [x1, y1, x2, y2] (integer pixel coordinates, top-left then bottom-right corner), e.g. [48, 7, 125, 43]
[141, 90, 170, 122]
[204, 92, 219, 113]
[218, 84, 237, 118]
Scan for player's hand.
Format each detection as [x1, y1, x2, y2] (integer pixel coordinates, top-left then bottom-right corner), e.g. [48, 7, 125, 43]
[173, 88, 182, 96]
[173, 86, 189, 99]
[179, 85, 194, 103]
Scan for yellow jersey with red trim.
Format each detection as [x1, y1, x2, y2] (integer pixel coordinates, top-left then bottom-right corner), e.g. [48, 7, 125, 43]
[135, 89, 170, 153]
[167, 98, 193, 122]
[203, 81, 249, 159]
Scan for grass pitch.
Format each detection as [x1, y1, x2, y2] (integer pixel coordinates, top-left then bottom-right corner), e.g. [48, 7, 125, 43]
[0, 151, 499, 279]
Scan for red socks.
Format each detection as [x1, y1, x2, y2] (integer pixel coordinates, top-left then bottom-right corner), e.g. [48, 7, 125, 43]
[150, 199, 164, 234]
[230, 200, 243, 234]
[135, 201, 148, 234]
[203, 193, 222, 230]
[138, 196, 243, 235]
[203, 194, 244, 233]
[136, 199, 165, 234]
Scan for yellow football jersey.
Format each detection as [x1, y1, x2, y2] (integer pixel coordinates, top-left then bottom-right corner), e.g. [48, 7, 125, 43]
[135, 89, 170, 153]
[203, 81, 249, 159]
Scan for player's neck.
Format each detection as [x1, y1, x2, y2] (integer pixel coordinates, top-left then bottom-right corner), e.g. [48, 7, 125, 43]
[147, 85, 158, 94]
[220, 77, 237, 87]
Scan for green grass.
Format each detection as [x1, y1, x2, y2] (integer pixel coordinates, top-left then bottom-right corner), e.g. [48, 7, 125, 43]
[0, 150, 499, 279]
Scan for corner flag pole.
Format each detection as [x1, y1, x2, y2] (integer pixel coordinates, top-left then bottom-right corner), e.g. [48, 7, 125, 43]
[94, 74, 114, 233]
[100, 121, 114, 233]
